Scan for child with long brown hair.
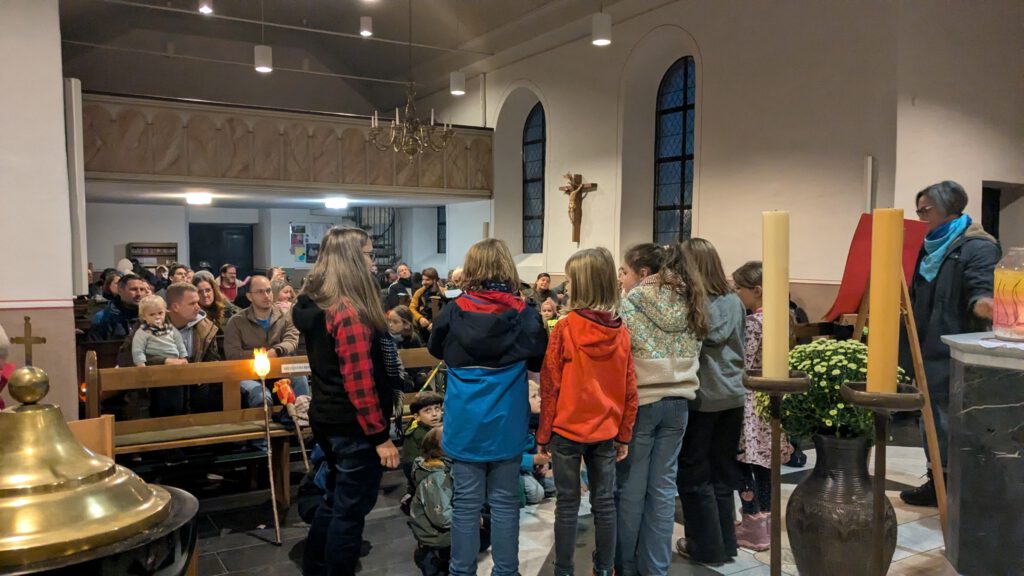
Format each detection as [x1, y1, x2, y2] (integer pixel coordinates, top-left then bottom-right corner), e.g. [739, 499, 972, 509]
[537, 246, 638, 576]
[615, 243, 707, 575]
[292, 227, 403, 576]
[427, 238, 547, 576]
[674, 238, 748, 566]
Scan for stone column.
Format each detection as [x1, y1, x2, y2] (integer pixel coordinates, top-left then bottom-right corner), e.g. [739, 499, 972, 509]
[941, 332, 1024, 575]
[0, 0, 78, 415]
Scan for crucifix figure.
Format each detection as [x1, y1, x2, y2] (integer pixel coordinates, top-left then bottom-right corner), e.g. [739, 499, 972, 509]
[560, 173, 597, 244]
[12, 316, 46, 366]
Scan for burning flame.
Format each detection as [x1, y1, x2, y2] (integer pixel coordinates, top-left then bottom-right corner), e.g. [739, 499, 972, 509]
[253, 348, 271, 378]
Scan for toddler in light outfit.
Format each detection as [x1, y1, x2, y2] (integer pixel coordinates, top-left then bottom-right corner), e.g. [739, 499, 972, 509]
[131, 295, 188, 366]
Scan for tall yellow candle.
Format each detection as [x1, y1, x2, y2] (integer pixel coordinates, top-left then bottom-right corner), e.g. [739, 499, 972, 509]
[866, 208, 904, 393]
[762, 211, 790, 379]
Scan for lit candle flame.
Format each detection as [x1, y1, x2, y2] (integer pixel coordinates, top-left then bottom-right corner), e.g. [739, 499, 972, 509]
[253, 348, 271, 378]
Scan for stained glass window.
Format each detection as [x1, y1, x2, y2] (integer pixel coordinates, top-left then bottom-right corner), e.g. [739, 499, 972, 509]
[523, 103, 545, 254]
[654, 56, 696, 245]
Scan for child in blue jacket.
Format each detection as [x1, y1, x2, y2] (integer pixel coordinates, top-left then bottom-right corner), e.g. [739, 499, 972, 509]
[428, 239, 547, 576]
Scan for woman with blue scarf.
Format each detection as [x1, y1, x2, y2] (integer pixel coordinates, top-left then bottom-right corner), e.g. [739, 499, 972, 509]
[899, 181, 1001, 507]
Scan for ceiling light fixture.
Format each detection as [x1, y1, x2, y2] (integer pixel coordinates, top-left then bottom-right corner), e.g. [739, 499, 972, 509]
[185, 192, 212, 205]
[368, 0, 454, 162]
[360, 16, 373, 37]
[450, 71, 466, 96]
[324, 197, 349, 209]
[591, 12, 612, 46]
[198, 0, 213, 15]
[254, 0, 272, 73]
[254, 45, 273, 73]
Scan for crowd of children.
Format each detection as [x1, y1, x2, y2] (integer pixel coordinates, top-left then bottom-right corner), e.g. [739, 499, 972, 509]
[298, 228, 788, 576]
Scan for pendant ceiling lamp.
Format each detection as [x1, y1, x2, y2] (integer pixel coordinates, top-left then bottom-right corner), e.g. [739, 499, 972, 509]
[592, 12, 612, 46]
[360, 16, 373, 37]
[198, 0, 213, 15]
[254, 1, 272, 73]
[450, 71, 466, 96]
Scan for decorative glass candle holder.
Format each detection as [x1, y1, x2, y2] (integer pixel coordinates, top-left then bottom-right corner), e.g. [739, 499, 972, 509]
[993, 247, 1024, 341]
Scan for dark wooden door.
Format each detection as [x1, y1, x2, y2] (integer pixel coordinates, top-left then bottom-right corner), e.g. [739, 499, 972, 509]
[189, 224, 254, 277]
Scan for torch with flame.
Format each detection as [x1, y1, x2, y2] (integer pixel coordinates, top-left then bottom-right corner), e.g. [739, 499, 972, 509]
[252, 347, 281, 544]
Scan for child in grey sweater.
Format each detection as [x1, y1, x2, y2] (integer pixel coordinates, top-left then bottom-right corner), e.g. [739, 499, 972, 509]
[132, 295, 188, 366]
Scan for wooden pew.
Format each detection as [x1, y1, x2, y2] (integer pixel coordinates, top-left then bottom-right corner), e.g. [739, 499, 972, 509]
[83, 347, 444, 508]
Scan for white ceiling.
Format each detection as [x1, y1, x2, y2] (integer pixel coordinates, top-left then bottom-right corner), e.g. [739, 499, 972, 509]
[59, 0, 624, 110]
[85, 179, 488, 208]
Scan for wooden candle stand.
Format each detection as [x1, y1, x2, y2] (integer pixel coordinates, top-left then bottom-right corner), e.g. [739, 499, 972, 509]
[840, 382, 923, 576]
[742, 370, 811, 576]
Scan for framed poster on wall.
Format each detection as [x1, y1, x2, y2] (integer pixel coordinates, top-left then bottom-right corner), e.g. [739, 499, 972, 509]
[289, 223, 333, 265]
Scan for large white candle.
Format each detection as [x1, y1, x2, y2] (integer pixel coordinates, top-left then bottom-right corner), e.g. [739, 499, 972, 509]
[762, 211, 790, 378]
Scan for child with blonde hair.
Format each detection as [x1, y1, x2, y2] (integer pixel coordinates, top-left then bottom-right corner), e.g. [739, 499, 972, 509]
[428, 238, 547, 576]
[538, 247, 638, 576]
[131, 295, 187, 366]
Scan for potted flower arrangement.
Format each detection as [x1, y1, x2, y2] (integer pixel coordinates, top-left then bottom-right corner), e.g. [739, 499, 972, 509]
[757, 338, 908, 576]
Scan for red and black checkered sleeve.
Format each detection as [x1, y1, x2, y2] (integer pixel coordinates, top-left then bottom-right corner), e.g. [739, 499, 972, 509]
[326, 303, 388, 445]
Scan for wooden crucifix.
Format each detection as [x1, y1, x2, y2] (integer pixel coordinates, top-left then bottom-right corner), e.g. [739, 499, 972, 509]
[559, 173, 597, 244]
[11, 316, 46, 366]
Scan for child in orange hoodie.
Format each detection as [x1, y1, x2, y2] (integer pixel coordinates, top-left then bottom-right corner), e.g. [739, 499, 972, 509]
[538, 247, 639, 576]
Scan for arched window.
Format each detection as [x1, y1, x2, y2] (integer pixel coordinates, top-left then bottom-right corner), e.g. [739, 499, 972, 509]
[522, 103, 546, 254]
[654, 56, 695, 244]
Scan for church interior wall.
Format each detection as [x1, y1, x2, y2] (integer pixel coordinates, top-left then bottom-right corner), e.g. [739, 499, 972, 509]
[998, 189, 1024, 250]
[0, 0, 78, 415]
[397, 206, 447, 274]
[420, 0, 1020, 295]
[893, 0, 1024, 219]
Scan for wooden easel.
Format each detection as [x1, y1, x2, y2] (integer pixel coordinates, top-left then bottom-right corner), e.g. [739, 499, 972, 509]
[851, 272, 948, 537]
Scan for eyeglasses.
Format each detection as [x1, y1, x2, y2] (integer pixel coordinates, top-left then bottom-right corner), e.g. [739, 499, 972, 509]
[915, 205, 935, 217]
[363, 250, 376, 260]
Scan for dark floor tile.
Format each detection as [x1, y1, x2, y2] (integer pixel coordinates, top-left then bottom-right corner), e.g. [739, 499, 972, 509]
[218, 538, 303, 572]
[198, 553, 227, 576]
[222, 563, 303, 576]
[196, 514, 220, 539]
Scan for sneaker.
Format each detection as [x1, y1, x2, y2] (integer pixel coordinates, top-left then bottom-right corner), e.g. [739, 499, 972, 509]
[899, 479, 937, 507]
[735, 513, 770, 551]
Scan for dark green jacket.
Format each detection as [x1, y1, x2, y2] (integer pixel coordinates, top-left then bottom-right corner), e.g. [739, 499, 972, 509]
[407, 458, 452, 547]
[402, 420, 431, 464]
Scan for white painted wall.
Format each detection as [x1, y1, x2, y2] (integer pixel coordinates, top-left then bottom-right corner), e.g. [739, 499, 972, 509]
[893, 1, 1024, 220]
[0, 0, 73, 303]
[86, 203, 356, 270]
[445, 200, 492, 274]
[86, 203, 190, 270]
[397, 207, 447, 274]
[422, 0, 1019, 282]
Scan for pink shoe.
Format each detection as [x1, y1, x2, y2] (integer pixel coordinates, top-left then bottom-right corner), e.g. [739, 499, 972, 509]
[735, 513, 770, 551]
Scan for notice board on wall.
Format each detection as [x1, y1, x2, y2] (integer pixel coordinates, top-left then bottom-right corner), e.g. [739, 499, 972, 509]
[289, 223, 333, 265]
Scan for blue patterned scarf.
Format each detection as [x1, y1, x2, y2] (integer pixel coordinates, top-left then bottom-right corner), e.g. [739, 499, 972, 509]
[919, 214, 971, 282]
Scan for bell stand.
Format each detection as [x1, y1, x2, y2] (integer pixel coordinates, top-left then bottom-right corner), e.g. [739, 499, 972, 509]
[848, 273, 949, 537]
[742, 370, 810, 576]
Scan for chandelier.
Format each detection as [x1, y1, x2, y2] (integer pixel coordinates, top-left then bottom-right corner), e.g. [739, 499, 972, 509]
[367, 0, 454, 162]
[369, 83, 454, 161]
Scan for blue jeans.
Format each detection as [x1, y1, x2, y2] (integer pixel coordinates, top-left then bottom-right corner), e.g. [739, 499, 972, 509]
[241, 376, 310, 408]
[450, 458, 520, 576]
[303, 432, 382, 576]
[615, 397, 689, 576]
